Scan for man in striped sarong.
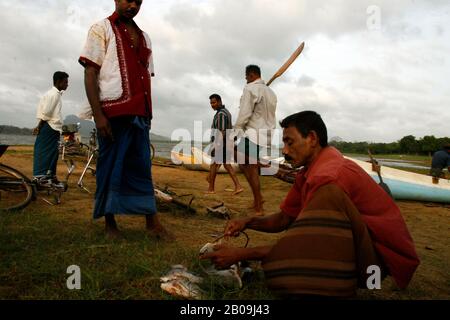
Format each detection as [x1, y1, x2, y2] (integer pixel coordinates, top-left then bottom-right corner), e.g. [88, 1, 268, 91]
[201, 111, 420, 298]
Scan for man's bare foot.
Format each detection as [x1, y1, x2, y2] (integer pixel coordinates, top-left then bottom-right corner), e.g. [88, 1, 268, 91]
[146, 214, 175, 241]
[105, 226, 123, 239]
[147, 227, 175, 241]
[247, 200, 265, 209]
[105, 215, 123, 239]
[232, 187, 244, 196]
[204, 190, 216, 194]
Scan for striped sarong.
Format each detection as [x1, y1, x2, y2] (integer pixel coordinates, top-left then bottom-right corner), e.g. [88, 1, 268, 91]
[263, 184, 384, 298]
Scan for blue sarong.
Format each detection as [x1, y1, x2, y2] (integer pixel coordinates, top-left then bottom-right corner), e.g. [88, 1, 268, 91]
[93, 116, 157, 219]
[33, 122, 60, 177]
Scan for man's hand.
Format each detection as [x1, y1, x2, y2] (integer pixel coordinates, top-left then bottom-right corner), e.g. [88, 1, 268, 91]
[200, 244, 243, 269]
[32, 121, 45, 136]
[94, 112, 113, 141]
[224, 217, 252, 237]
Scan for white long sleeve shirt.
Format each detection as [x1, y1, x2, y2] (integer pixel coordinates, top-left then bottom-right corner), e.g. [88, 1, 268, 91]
[36, 86, 64, 132]
[234, 79, 277, 146]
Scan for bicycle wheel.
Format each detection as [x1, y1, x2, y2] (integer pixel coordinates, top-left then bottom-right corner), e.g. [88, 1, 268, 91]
[0, 164, 34, 212]
[150, 143, 155, 160]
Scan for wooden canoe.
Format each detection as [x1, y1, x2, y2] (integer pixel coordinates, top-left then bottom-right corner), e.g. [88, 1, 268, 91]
[346, 157, 450, 204]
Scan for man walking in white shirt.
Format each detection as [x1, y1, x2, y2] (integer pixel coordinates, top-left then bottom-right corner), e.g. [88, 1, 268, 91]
[32, 71, 69, 187]
[234, 65, 277, 216]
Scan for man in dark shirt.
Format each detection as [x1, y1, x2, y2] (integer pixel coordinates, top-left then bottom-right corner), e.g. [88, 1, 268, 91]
[206, 94, 243, 195]
[430, 145, 450, 179]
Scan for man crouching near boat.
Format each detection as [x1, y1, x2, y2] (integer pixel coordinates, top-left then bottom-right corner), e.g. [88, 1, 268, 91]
[201, 111, 420, 298]
[430, 144, 450, 183]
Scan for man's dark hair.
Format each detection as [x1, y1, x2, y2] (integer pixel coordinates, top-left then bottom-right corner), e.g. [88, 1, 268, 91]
[209, 94, 222, 103]
[53, 71, 69, 85]
[280, 111, 328, 147]
[245, 65, 261, 77]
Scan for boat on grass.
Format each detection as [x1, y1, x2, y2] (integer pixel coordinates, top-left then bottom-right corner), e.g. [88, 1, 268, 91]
[171, 147, 240, 173]
[171, 147, 285, 174]
[346, 157, 450, 204]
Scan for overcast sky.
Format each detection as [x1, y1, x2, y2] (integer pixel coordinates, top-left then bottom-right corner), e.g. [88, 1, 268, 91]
[0, 0, 449, 143]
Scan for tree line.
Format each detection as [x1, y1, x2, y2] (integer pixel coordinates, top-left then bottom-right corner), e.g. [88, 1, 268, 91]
[1, 124, 449, 156]
[330, 135, 450, 156]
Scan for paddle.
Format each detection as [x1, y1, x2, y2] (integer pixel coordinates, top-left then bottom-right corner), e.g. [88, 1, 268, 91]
[368, 150, 393, 198]
[267, 42, 305, 87]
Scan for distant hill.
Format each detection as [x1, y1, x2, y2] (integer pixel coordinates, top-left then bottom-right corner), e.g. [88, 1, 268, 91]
[0, 116, 96, 136]
[330, 136, 343, 142]
[0, 125, 32, 135]
[150, 132, 171, 141]
[64, 115, 95, 137]
[1, 116, 171, 141]
[63, 115, 170, 141]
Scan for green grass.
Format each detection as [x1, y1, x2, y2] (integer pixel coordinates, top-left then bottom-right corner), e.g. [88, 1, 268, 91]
[2, 149, 34, 156]
[1, 148, 449, 300]
[0, 207, 274, 300]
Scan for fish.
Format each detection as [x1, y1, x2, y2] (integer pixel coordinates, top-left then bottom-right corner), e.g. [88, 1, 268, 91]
[204, 264, 243, 289]
[160, 279, 204, 300]
[199, 242, 244, 289]
[160, 273, 204, 284]
[160, 265, 204, 284]
[199, 242, 217, 256]
[160, 265, 205, 300]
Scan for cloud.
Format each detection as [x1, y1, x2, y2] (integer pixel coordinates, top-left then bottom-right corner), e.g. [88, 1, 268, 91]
[0, 0, 449, 143]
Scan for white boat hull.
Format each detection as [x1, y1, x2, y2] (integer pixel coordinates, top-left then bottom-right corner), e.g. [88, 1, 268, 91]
[171, 148, 240, 173]
[346, 157, 450, 204]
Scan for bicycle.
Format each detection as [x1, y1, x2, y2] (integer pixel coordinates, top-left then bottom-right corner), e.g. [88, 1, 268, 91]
[76, 129, 156, 193]
[60, 123, 85, 179]
[0, 145, 34, 211]
[77, 129, 98, 193]
[0, 145, 67, 212]
[150, 142, 155, 161]
[60, 124, 98, 191]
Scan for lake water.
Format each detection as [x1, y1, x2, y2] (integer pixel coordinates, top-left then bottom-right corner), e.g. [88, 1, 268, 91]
[0, 134, 37, 146]
[1, 134, 431, 170]
[0, 134, 194, 160]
